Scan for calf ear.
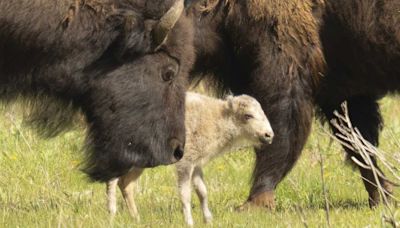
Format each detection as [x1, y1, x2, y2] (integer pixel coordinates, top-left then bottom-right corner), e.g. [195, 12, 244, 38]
[227, 96, 250, 113]
[226, 95, 235, 111]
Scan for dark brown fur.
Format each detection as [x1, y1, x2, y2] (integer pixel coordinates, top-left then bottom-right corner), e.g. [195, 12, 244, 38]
[317, 0, 400, 207]
[187, 0, 399, 208]
[0, 0, 195, 181]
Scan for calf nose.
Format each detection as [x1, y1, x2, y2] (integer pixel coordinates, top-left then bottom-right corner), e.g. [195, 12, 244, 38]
[265, 131, 274, 140]
[261, 130, 274, 145]
[170, 138, 185, 162]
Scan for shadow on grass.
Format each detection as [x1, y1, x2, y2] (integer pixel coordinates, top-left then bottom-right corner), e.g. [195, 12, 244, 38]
[329, 199, 369, 209]
[273, 199, 369, 212]
[226, 198, 369, 216]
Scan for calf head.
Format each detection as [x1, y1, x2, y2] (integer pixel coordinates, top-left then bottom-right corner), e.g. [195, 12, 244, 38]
[227, 95, 274, 146]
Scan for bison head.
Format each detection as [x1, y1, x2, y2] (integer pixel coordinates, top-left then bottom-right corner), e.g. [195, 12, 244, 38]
[81, 0, 194, 181]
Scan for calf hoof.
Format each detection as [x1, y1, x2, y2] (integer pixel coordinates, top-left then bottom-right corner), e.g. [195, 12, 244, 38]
[236, 191, 276, 211]
[204, 214, 212, 224]
[186, 219, 194, 227]
[108, 206, 117, 215]
[203, 207, 213, 223]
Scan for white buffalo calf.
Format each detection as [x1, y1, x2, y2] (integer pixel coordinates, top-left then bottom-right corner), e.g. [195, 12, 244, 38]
[106, 92, 274, 225]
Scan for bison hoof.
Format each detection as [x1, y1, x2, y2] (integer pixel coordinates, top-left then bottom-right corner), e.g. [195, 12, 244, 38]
[369, 181, 394, 208]
[234, 202, 254, 212]
[250, 190, 276, 209]
[235, 191, 276, 211]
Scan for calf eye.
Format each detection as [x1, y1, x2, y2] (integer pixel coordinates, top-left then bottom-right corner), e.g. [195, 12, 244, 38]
[244, 114, 254, 120]
[161, 65, 177, 83]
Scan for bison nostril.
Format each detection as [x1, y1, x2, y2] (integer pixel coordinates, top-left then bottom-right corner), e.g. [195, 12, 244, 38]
[170, 138, 184, 161]
[173, 145, 184, 160]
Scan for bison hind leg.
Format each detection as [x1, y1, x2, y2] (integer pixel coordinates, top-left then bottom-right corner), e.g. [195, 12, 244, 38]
[321, 96, 393, 207]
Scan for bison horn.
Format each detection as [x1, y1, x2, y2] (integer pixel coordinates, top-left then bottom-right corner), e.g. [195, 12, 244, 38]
[152, 0, 184, 50]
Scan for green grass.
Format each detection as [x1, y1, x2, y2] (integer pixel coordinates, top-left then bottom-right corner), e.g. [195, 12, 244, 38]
[1, 97, 400, 227]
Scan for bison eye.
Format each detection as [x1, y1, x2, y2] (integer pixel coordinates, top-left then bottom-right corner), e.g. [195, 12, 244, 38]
[161, 66, 177, 83]
[244, 114, 254, 120]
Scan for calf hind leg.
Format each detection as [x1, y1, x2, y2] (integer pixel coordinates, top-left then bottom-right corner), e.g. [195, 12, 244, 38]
[192, 166, 212, 223]
[322, 96, 393, 207]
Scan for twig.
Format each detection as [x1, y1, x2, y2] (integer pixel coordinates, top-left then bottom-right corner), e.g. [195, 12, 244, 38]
[295, 204, 309, 228]
[317, 138, 332, 227]
[329, 102, 399, 227]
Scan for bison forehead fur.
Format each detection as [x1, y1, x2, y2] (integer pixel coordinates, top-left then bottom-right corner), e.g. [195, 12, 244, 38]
[0, 0, 195, 181]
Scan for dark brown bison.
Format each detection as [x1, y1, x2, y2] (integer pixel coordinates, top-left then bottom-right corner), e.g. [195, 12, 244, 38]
[186, 0, 399, 208]
[0, 0, 195, 181]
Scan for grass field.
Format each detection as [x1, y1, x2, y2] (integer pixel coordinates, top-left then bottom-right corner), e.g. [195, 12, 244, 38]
[1, 97, 400, 227]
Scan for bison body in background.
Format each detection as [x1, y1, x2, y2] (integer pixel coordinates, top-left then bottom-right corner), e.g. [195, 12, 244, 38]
[187, 0, 400, 208]
[0, 0, 195, 181]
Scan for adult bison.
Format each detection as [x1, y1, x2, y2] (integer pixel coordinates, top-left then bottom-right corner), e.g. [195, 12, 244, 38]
[0, 0, 195, 181]
[186, 0, 400, 208]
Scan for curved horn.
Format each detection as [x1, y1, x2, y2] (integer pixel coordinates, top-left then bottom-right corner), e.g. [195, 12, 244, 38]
[152, 0, 184, 50]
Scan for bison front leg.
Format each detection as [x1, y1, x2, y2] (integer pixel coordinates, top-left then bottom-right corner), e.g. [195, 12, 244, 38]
[321, 96, 393, 207]
[236, 83, 314, 209]
[118, 168, 144, 220]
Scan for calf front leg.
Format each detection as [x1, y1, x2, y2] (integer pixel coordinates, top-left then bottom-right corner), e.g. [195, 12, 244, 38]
[107, 178, 119, 215]
[192, 166, 212, 223]
[118, 168, 144, 220]
[176, 164, 195, 226]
